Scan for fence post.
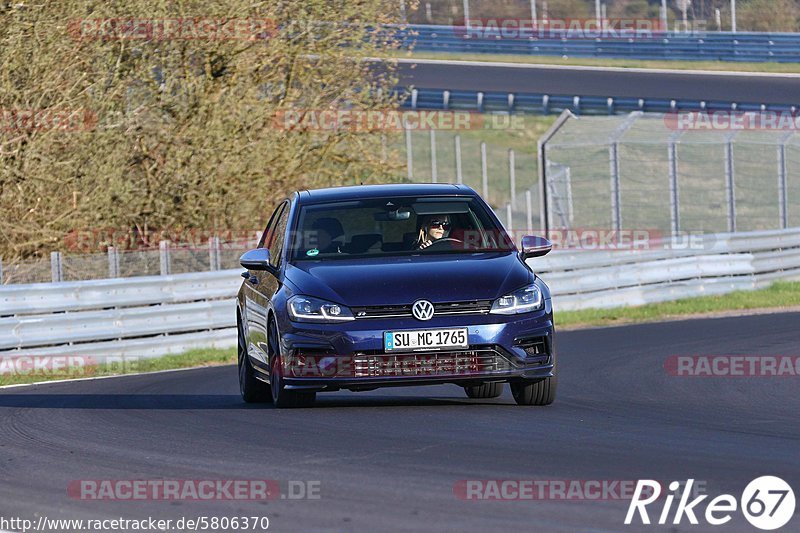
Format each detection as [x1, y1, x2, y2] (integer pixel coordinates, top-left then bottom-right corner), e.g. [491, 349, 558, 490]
[508, 149, 516, 209]
[668, 139, 681, 236]
[50, 251, 63, 283]
[480, 141, 489, 200]
[159, 240, 171, 276]
[609, 141, 622, 233]
[506, 203, 513, 232]
[525, 190, 533, 233]
[209, 236, 221, 271]
[107, 246, 120, 278]
[430, 129, 438, 183]
[778, 132, 793, 229]
[455, 135, 463, 184]
[724, 138, 736, 232]
[404, 121, 413, 180]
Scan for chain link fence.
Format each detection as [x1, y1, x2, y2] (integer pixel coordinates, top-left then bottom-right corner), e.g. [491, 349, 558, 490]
[1, 238, 258, 285]
[541, 111, 800, 235]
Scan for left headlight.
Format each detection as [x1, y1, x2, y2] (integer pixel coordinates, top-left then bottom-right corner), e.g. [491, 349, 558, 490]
[490, 284, 543, 315]
[287, 295, 355, 323]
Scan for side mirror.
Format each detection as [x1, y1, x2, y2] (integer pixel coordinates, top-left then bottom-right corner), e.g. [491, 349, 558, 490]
[240, 248, 273, 271]
[521, 235, 552, 260]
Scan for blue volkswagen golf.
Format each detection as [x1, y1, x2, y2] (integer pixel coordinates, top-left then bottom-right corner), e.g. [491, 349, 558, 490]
[236, 184, 556, 407]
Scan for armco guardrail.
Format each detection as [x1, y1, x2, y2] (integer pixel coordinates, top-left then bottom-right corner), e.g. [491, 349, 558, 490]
[1, 228, 799, 362]
[397, 87, 796, 115]
[397, 25, 800, 63]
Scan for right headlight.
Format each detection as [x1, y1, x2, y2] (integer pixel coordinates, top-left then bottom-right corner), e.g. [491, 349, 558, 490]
[287, 295, 355, 323]
[490, 284, 543, 315]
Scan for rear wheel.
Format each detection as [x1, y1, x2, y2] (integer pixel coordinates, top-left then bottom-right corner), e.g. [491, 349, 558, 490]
[268, 320, 316, 408]
[237, 315, 271, 403]
[464, 382, 504, 399]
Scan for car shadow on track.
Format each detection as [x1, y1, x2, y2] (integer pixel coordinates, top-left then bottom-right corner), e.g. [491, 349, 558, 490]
[0, 393, 512, 410]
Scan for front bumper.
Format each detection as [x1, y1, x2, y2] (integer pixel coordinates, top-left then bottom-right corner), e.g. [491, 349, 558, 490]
[277, 307, 555, 391]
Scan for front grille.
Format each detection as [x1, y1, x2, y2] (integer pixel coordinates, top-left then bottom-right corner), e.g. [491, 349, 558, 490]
[352, 299, 493, 319]
[352, 349, 511, 378]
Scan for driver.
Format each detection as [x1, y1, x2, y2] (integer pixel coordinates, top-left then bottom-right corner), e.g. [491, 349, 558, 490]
[415, 215, 451, 250]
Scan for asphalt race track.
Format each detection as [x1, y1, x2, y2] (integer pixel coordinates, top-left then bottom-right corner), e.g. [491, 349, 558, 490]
[396, 59, 800, 106]
[1, 312, 798, 532]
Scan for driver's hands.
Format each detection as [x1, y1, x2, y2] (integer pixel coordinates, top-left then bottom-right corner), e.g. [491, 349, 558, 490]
[418, 240, 433, 249]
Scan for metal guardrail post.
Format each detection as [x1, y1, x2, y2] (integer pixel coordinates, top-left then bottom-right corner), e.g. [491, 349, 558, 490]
[404, 120, 413, 180]
[778, 131, 793, 230]
[724, 137, 737, 232]
[159, 240, 171, 276]
[454, 135, 463, 184]
[477, 92, 484, 113]
[480, 141, 489, 199]
[107, 246, 120, 278]
[429, 129, 438, 183]
[50, 251, 63, 283]
[508, 149, 516, 209]
[443, 90, 450, 110]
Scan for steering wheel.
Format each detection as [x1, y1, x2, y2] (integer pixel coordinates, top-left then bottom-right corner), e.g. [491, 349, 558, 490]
[422, 237, 463, 251]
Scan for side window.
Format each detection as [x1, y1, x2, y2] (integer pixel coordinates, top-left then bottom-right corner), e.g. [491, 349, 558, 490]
[259, 202, 286, 249]
[268, 204, 290, 269]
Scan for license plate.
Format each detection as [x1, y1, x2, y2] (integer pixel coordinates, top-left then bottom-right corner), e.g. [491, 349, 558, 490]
[384, 328, 469, 352]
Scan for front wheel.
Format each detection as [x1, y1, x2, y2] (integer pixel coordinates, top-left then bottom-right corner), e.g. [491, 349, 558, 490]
[464, 382, 504, 399]
[238, 315, 271, 403]
[510, 376, 557, 406]
[268, 320, 316, 408]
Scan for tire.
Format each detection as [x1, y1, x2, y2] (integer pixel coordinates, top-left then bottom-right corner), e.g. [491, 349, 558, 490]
[511, 348, 558, 406]
[510, 374, 557, 406]
[237, 314, 271, 403]
[464, 382, 504, 399]
[268, 320, 316, 408]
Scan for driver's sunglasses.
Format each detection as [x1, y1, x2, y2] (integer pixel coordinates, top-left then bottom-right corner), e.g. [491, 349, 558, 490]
[429, 220, 451, 229]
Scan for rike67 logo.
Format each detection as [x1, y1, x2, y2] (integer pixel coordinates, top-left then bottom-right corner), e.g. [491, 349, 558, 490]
[626, 477, 795, 530]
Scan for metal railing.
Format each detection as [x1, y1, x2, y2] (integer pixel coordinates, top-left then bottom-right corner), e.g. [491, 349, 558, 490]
[395, 24, 800, 63]
[2, 228, 799, 361]
[397, 87, 798, 116]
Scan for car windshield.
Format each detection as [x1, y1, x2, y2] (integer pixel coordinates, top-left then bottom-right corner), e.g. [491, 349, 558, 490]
[289, 196, 514, 261]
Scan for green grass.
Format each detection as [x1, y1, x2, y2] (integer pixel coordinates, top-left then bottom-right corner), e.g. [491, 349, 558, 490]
[0, 347, 236, 387]
[3, 282, 799, 388]
[395, 50, 800, 74]
[556, 281, 800, 329]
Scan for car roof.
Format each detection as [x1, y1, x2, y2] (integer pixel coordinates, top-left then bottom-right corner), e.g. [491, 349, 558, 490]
[296, 183, 478, 204]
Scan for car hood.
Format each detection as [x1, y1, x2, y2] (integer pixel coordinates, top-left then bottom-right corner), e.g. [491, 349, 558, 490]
[284, 252, 531, 306]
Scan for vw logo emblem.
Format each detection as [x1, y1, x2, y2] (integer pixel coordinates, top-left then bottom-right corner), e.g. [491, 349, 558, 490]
[412, 300, 435, 321]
